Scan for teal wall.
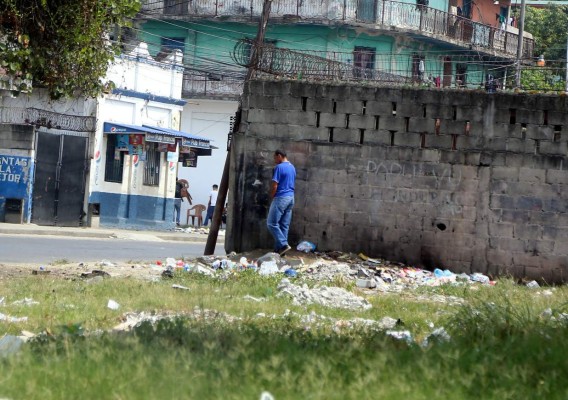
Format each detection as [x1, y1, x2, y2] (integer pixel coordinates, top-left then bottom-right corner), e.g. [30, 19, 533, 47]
[141, 20, 494, 87]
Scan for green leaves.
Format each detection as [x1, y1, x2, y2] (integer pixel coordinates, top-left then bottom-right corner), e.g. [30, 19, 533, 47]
[0, 0, 140, 99]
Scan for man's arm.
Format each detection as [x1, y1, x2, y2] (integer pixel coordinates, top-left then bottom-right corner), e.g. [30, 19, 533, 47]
[270, 181, 278, 199]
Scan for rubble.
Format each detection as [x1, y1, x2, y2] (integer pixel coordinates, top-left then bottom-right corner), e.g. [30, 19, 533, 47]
[0, 312, 28, 323]
[277, 278, 372, 310]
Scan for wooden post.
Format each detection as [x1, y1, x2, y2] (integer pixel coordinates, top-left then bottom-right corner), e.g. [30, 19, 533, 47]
[204, 0, 272, 255]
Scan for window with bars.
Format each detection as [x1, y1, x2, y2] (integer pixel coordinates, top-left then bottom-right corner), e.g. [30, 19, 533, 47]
[104, 135, 125, 183]
[143, 143, 161, 186]
[353, 46, 375, 79]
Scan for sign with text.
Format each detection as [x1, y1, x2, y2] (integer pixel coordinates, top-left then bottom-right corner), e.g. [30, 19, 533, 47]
[0, 154, 32, 198]
[145, 133, 176, 144]
[181, 137, 210, 149]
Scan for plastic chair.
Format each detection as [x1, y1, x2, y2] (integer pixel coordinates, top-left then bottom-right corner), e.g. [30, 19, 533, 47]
[187, 204, 206, 226]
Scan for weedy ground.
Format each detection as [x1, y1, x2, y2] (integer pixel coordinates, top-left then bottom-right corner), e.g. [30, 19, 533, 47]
[0, 267, 567, 399]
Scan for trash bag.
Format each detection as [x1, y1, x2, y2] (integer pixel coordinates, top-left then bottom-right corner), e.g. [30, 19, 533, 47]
[296, 241, 316, 253]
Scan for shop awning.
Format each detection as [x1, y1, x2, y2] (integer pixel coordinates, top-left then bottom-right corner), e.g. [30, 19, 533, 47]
[103, 122, 213, 151]
[144, 125, 212, 149]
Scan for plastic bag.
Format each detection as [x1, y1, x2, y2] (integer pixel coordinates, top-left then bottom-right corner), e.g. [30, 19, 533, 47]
[296, 241, 316, 253]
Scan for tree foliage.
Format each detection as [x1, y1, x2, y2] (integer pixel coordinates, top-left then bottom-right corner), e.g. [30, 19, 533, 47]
[0, 0, 139, 99]
[522, 5, 568, 64]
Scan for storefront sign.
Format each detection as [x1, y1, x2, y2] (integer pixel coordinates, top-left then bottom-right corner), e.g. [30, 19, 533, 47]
[182, 138, 210, 149]
[145, 133, 176, 144]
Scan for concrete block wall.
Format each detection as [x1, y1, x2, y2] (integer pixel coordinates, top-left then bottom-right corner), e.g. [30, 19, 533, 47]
[226, 79, 568, 282]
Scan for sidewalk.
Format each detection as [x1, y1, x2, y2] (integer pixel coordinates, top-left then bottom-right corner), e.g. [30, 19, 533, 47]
[0, 222, 222, 243]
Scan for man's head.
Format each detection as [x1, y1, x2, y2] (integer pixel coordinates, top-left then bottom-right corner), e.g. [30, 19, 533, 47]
[274, 149, 287, 164]
[213, 184, 219, 190]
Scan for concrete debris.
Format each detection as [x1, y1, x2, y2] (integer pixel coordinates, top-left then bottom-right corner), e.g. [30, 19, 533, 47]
[172, 284, 190, 291]
[277, 278, 372, 311]
[422, 327, 451, 346]
[12, 298, 39, 306]
[0, 335, 24, 357]
[386, 330, 413, 342]
[112, 308, 241, 332]
[243, 295, 266, 302]
[107, 299, 120, 310]
[0, 312, 28, 323]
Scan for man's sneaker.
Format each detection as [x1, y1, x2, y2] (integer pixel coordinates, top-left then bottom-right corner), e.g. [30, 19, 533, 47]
[278, 245, 291, 256]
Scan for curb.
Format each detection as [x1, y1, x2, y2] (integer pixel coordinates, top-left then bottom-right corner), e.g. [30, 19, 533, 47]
[0, 227, 217, 243]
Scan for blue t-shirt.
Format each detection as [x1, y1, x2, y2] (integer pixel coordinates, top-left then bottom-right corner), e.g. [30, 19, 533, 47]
[272, 161, 296, 197]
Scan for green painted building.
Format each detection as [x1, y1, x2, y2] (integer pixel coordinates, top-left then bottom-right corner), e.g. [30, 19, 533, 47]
[137, 0, 533, 98]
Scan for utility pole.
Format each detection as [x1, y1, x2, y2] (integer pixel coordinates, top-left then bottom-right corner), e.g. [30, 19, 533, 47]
[204, 0, 272, 255]
[515, 0, 526, 89]
[565, 32, 568, 93]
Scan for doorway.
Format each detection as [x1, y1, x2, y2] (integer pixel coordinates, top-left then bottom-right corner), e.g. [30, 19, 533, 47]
[32, 131, 88, 226]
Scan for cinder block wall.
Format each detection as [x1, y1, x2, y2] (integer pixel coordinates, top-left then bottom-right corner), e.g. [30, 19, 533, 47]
[226, 79, 568, 282]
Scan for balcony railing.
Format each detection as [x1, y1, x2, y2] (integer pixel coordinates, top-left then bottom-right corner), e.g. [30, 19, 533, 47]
[141, 0, 534, 58]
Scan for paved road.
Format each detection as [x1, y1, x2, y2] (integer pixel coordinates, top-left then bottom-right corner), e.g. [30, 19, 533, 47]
[0, 234, 225, 264]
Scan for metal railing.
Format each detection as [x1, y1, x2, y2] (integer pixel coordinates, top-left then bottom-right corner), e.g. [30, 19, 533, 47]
[141, 0, 534, 58]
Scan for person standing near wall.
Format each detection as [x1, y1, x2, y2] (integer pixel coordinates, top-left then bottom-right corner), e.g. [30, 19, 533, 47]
[203, 184, 219, 226]
[267, 149, 296, 256]
[174, 178, 191, 226]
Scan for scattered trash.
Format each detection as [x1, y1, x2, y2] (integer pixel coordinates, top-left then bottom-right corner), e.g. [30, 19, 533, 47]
[243, 295, 266, 302]
[161, 267, 174, 279]
[526, 280, 540, 289]
[99, 260, 115, 267]
[32, 268, 51, 275]
[0, 335, 24, 357]
[386, 330, 412, 342]
[284, 268, 298, 278]
[172, 284, 190, 291]
[12, 298, 39, 306]
[356, 279, 376, 289]
[358, 253, 382, 264]
[107, 299, 120, 310]
[81, 270, 111, 279]
[296, 241, 316, 253]
[259, 261, 279, 276]
[470, 273, 490, 284]
[260, 391, 275, 400]
[0, 313, 28, 323]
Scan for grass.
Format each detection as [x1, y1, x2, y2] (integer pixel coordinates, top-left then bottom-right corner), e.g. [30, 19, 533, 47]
[1, 270, 567, 399]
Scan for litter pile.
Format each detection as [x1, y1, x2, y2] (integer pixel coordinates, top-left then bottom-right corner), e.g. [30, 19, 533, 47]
[295, 252, 495, 292]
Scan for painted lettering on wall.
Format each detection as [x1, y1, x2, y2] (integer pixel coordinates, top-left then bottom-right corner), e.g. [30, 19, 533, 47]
[365, 161, 462, 189]
[364, 161, 464, 216]
[0, 156, 29, 183]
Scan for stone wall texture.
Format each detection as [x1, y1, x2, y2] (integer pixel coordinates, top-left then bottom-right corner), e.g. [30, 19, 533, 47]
[226, 79, 568, 282]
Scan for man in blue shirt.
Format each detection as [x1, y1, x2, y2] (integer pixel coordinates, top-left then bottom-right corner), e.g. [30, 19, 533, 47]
[267, 149, 296, 256]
